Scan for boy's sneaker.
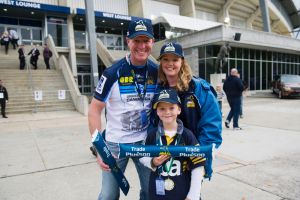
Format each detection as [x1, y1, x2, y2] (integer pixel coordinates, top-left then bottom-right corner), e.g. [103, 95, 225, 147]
[225, 120, 230, 128]
[233, 127, 243, 130]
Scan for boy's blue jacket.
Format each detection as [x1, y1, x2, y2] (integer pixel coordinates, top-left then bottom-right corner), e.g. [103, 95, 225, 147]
[150, 77, 222, 179]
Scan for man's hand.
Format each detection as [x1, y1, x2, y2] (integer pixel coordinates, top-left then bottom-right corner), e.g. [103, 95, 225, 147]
[96, 155, 111, 171]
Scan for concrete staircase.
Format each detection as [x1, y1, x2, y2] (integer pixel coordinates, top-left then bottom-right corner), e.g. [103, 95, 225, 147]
[0, 45, 75, 114]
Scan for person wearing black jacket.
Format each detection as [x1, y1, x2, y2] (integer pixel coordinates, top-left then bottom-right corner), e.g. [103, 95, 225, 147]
[0, 80, 9, 118]
[43, 44, 52, 70]
[28, 44, 40, 70]
[18, 44, 26, 70]
[223, 68, 244, 130]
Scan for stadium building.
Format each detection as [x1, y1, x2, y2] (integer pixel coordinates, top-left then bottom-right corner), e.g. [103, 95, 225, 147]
[1, 0, 300, 96]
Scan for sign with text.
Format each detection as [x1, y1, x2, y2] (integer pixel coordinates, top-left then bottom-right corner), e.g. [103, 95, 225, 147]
[34, 90, 43, 101]
[58, 90, 66, 100]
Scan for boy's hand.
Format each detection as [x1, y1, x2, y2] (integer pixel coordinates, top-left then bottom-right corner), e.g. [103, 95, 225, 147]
[152, 155, 171, 167]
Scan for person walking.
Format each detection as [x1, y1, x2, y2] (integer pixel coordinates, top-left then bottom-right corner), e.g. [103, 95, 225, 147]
[141, 88, 206, 200]
[43, 44, 52, 70]
[8, 28, 19, 49]
[1, 31, 10, 55]
[18, 44, 26, 70]
[28, 44, 40, 70]
[151, 42, 222, 193]
[88, 19, 157, 200]
[223, 68, 244, 130]
[0, 80, 9, 118]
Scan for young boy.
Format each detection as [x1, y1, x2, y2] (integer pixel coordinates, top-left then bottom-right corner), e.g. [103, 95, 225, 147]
[216, 84, 225, 117]
[140, 88, 205, 200]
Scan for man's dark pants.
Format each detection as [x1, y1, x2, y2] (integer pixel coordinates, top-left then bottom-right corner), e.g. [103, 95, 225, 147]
[226, 96, 241, 128]
[1, 100, 6, 117]
[20, 58, 25, 70]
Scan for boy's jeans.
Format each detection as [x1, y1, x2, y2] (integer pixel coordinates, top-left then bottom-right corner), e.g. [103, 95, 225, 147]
[98, 140, 150, 200]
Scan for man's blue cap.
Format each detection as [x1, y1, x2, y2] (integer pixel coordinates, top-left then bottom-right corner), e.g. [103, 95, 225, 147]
[153, 88, 181, 109]
[127, 19, 154, 39]
[158, 42, 184, 60]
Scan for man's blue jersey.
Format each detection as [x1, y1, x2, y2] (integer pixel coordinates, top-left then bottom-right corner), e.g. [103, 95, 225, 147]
[94, 55, 158, 143]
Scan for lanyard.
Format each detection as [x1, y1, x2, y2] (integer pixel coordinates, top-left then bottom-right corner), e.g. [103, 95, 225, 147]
[156, 131, 181, 176]
[130, 67, 148, 106]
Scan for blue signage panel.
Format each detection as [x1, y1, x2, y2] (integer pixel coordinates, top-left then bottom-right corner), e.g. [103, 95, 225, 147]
[0, 0, 70, 14]
[76, 8, 151, 23]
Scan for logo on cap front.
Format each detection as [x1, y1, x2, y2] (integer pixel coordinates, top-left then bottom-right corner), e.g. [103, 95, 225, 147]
[158, 90, 170, 100]
[135, 20, 147, 32]
[164, 43, 175, 52]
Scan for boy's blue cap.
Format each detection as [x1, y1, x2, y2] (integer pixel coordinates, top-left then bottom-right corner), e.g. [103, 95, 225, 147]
[153, 88, 181, 109]
[158, 42, 184, 60]
[127, 19, 154, 39]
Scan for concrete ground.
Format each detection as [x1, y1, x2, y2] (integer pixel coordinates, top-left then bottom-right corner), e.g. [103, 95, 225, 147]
[0, 96, 300, 200]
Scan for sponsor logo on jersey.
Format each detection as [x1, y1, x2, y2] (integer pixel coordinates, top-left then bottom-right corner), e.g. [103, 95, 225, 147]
[96, 75, 107, 94]
[119, 76, 134, 84]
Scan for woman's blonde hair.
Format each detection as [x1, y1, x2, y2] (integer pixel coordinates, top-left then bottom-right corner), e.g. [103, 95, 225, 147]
[158, 58, 193, 92]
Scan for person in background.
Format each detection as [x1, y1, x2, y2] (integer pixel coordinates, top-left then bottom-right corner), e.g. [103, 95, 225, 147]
[0, 80, 9, 118]
[18, 44, 26, 70]
[223, 68, 244, 130]
[216, 84, 225, 117]
[240, 79, 249, 119]
[8, 28, 19, 49]
[141, 88, 206, 200]
[88, 19, 157, 200]
[43, 44, 52, 70]
[1, 31, 10, 55]
[28, 44, 40, 70]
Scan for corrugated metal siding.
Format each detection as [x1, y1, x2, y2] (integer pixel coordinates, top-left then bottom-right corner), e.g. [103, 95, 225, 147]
[144, 0, 179, 19]
[23, 0, 58, 5]
[95, 0, 128, 15]
[71, 0, 128, 15]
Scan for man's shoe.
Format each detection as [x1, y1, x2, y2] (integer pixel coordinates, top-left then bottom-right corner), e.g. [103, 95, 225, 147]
[3, 116, 8, 118]
[90, 146, 97, 157]
[240, 115, 244, 119]
[225, 121, 230, 128]
[233, 127, 242, 130]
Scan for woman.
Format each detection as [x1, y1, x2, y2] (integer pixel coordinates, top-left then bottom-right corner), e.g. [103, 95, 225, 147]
[1, 31, 10, 54]
[152, 42, 222, 179]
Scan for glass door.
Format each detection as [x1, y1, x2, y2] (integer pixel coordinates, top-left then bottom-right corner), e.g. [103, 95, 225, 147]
[21, 27, 31, 45]
[20, 27, 42, 45]
[0, 25, 5, 35]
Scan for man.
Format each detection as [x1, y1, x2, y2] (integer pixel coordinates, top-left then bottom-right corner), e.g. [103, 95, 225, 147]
[0, 80, 9, 118]
[88, 19, 158, 200]
[8, 28, 19, 49]
[223, 68, 244, 130]
[28, 44, 40, 70]
[43, 44, 52, 70]
[18, 44, 26, 70]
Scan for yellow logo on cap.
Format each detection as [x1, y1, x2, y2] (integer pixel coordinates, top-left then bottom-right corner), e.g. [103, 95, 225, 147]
[164, 43, 175, 52]
[135, 20, 147, 32]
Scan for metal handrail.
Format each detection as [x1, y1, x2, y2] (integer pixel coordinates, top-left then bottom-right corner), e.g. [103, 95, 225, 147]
[25, 56, 37, 113]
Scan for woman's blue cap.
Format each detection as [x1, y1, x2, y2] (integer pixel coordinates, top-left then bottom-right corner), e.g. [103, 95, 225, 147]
[158, 42, 184, 60]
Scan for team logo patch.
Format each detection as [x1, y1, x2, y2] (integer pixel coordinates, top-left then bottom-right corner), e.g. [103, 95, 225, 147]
[135, 20, 147, 32]
[164, 43, 175, 52]
[96, 75, 107, 94]
[158, 90, 169, 100]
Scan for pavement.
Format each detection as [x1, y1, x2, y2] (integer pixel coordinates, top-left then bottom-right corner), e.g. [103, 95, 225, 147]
[0, 96, 300, 200]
